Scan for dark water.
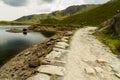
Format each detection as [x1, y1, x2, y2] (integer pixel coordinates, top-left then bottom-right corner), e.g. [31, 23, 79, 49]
[0, 25, 47, 65]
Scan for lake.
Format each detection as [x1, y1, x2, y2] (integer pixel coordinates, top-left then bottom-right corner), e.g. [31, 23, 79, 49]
[0, 25, 47, 66]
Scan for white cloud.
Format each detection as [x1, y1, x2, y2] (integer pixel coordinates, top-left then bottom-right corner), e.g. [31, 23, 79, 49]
[1, 0, 28, 7]
[84, 0, 110, 4]
[0, 0, 110, 20]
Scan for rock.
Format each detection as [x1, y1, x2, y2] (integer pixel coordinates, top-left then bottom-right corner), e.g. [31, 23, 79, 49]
[85, 67, 96, 75]
[28, 56, 40, 68]
[112, 15, 120, 36]
[96, 59, 107, 63]
[94, 67, 103, 73]
[25, 52, 30, 56]
[110, 63, 120, 73]
[61, 38, 68, 43]
[53, 48, 65, 52]
[42, 59, 66, 65]
[65, 31, 73, 36]
[46, 42, 53, 46]
[57, 42, 69, 47]
[115, 73, 120, 78]
[63, 36, 69, 40]
[45, 51, 62, 60]
[26, 73, 50, 80]
[37, 65, 65, 76]
[54, 44, 66, 49]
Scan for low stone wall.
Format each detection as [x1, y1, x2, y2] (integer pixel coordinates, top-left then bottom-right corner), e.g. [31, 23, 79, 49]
[0, 32, 65, 80]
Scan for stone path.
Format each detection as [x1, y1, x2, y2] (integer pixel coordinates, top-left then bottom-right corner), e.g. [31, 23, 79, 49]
[26, 27, 120, 80]
[63, 27, 120, 80]
[26, 32, 72, 80]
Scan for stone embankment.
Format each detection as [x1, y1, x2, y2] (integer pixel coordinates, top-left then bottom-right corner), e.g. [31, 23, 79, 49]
[0, 27, 73, 80]
[26, 32, 73, 80]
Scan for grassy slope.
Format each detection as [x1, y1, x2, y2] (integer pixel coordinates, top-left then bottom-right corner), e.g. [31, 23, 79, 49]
[15, 11, 69, 24]
[41, 5, 98, 25]
[60, 0, 120, 26]
[0, 21, 36, 25]
[95, 29, 120, 55]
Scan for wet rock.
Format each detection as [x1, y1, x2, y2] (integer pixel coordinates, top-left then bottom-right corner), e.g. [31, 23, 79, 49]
[37, 65, 65, 76]
[26, 73, 50, 80]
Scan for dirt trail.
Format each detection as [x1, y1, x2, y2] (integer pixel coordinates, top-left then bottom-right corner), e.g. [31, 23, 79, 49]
[63, 27, 120, 80]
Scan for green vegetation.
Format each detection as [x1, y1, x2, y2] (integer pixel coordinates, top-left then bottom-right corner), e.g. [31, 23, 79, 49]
[16, 5, 98, 24]
[95, 29, 120, 55]
[60, 0, 120, 26]
[0, 21, 36, 25]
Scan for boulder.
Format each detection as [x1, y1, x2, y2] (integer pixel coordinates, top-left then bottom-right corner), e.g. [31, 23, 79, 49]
[37, 65, 65, 76]
[112, 15, 120, 36]
[26, 73, 50, 80]
[28, 56, 41, 68]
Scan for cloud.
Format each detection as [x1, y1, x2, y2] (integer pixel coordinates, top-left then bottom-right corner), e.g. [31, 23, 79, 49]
[84, 0, 110, 4]
[37, 0, 55, 5]
[43, 0, 54, 3]
[2, 0, 28, 6]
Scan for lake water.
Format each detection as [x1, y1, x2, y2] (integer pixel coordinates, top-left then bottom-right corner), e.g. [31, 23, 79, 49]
[0, 25, 47, 66]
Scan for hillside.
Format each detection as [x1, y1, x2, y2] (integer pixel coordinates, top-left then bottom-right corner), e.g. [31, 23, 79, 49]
[0, 21, 35, 25]
[60, 0, 120, 26]
[15, 5, 97, 24]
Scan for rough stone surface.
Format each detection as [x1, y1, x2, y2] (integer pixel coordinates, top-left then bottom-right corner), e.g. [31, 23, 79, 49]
[63, 27, 120, 80]
[26, 73, 50, 80]
[85, 67, 96, 75]
[57, 42, 69, 47]
[45, 51, 62, 60]
[54, 44, 66, 49]
[112, 15, 120, 36]
[115, 73, 120, 78]
[96, 59, 107, 63]
[37, 65, 65, 76]
[94, 67, 103, 73]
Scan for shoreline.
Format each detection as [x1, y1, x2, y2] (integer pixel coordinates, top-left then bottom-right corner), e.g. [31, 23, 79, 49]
[0, 26, 74, 80]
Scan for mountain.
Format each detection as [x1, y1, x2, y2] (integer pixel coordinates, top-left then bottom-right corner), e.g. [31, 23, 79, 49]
[15, 4, 98, 24]
[60, 0, 120, 26]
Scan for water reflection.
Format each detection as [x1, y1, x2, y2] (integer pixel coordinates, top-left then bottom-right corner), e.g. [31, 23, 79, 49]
[0, 25, 47, 66]
[23, 32, 27, 35]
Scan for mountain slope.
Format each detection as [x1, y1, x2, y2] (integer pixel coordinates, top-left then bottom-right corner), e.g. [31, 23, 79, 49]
[60, 0, 120, 26]
[15, 5, 97, 24]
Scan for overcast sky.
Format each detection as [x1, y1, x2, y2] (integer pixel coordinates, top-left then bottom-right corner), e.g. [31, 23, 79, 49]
[0, 0, 110, 21]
